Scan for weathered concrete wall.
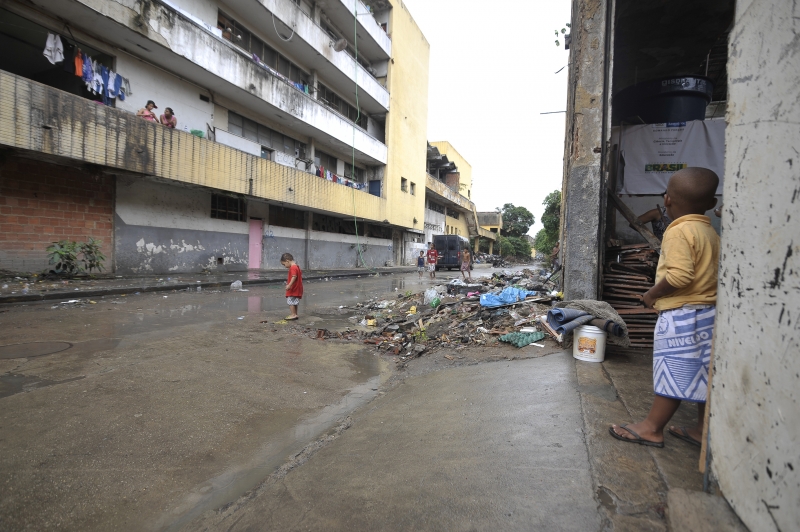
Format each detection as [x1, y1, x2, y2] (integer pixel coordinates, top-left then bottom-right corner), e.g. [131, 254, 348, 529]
[709, 2, 800, 531]
[561, 0, 609, 300]
[114, 52, 215, 134]
[114, 176, 249, 273]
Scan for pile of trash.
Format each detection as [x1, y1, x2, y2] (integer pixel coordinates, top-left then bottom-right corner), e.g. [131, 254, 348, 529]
[309, 268, 568, 365]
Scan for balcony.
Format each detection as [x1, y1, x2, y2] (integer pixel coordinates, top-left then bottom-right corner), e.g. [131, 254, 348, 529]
[42, 0, 387, 166]
[425, 174, 474, 213]
[224, 0, 390, 112]
[325, 0, 392, 59]
[0, 71, 388, 222]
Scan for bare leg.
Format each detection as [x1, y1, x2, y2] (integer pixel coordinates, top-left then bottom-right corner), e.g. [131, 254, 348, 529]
[670, 402, 705, 442]
[289, 304, 298, 318]
[611, 395, 682, 444]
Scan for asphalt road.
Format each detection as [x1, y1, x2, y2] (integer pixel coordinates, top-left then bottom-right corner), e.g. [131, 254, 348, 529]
[0, 267, 606, 531]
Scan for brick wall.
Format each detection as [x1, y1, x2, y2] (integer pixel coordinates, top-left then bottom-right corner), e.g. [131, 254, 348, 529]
[0, 156, 114, 272]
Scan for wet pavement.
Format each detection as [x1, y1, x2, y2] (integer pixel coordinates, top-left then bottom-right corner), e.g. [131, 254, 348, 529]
[0, 266, 705, 531]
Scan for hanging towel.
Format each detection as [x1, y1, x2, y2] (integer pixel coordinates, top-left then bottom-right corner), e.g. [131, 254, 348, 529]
[122, 77, 132, 96]
[107, 71, 118, 98]
[43, 33, 64, 64]
[62, 41, 75, 72]
[100, 65, 110, 104]
[74, 48, 83, 77]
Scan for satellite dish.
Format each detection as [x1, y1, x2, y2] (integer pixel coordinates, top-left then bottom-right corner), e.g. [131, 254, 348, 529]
[333, 38, 348, 52]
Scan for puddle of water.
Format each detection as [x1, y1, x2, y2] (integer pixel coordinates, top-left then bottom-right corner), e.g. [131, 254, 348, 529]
[156, 371, 385, 532]
[0, 373, 85, 399]
[596, 487, 616, 511]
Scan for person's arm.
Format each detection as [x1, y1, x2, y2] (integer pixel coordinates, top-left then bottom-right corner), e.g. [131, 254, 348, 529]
[643, 231, 694, 307]
[643, 279, 680, 308]
[637, 208, 661, 224]
[136, 108, 145, 116]
[286, 274, 297, 291]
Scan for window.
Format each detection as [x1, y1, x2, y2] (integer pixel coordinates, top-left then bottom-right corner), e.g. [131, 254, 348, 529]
[211, 194, 246, 221]
[269, 206, 305, 229]
[428, 201, 445, 214]
[315, 150, 338, 172]
[227, 112, 306, 158]
[401, 177, 408, 192]
[447, 208, 460, 220]
[317, 83, 368, 130]
[344, 162, 365, 182]
[218, 11, 308, 86]
[410, 182, 416, 195]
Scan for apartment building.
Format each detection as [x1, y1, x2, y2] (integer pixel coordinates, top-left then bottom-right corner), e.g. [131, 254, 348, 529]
[422, 141, 496, 251]
[0, 0, 430, 273]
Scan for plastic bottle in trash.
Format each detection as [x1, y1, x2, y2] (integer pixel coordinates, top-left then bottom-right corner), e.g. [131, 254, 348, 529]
[430, 297, 440, 308]
[230, 280, 242, 290]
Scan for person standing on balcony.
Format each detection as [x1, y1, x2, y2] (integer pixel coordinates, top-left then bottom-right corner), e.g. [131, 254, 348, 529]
[136, 100, 158, 122]
[160, 107, 177, 129]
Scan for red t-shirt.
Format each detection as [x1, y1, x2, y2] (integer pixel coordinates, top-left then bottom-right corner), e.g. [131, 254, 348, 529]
[426, 249, 438, 264]
[286, 264, 303, 297]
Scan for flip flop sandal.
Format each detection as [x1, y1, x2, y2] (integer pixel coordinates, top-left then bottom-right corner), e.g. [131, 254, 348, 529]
[608, 424, 665, 448]
[668, 426, 701, 447]
[285, 316, 299, 321]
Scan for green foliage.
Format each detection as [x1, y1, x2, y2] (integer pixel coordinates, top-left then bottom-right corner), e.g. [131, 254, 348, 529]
[46, 238, 106, 275]
[554, 23, 571, 47]
[46, 241, 81, 275]
[498, 235, 532, 259]
[79, 238, 106, 273]
[500, 203, 536, 238]
[533, 190, 562, 256]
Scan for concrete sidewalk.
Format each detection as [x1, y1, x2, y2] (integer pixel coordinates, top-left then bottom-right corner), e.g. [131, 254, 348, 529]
[0, 267, 415, 304]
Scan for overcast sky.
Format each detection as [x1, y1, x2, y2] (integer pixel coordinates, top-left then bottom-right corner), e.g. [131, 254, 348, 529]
[399, 0, 572, 236]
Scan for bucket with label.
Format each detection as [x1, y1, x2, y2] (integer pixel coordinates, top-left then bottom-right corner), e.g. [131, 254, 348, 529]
[572, 325, 607, 363]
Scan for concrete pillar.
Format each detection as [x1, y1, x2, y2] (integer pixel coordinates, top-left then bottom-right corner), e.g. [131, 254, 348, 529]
[304, 212, 313, 270]
[708, 3, 800, 531]
[488, 240, 493, 255]
[474, 237, 480, 253]
[560, 0, 612, 300]
[311, 69, 319, 100]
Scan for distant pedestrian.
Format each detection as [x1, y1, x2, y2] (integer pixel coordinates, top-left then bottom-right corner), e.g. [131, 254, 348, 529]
[281, 253, 303, 320]
[160, 107, 177, 128]
[136, 100, 157, 122]
[610, 167, 720, 448]
[426, 242, 438, 279]
[549, 241, 561, 271]
[460, 248, 473, 283]
[417, 250, 425, 279]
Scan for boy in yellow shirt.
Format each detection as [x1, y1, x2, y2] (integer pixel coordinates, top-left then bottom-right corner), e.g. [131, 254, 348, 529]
[610, 167, 720, 448]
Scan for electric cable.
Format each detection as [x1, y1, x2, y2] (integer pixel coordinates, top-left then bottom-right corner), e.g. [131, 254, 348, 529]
[272, 12, 295, 42]
[348, 2, 378, 274]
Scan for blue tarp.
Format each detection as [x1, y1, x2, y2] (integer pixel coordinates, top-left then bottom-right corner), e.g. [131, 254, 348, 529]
[479, 287, 538, 308]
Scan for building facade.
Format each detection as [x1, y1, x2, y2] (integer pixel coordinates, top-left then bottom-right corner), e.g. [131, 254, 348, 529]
[0, 0, 430, 273]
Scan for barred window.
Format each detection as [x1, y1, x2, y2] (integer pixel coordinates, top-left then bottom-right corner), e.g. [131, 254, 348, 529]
[211, 194, 246, 221]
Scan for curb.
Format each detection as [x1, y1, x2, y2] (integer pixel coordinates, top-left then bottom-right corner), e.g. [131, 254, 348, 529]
[0, 269, 415, 305]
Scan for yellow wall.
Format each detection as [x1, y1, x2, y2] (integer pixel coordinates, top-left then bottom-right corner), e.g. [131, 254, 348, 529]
[444, 214, 470, 237]
[430, 141, 473, 201]
[0, 71, 388, 222]
[384, 0, 430, 231]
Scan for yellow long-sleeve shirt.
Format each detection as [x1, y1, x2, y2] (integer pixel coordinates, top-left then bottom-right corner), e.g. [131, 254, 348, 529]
[654, 214, 720, 311]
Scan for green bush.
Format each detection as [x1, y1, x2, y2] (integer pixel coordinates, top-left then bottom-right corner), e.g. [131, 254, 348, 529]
[46, 238, 106, 275]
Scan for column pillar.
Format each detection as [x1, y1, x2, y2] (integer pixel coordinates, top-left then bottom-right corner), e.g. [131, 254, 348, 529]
[311, 69, 319, 100]
[488, 240, 494, 255]
[473, 237, 480, 253]
[304, 212, 313, 270]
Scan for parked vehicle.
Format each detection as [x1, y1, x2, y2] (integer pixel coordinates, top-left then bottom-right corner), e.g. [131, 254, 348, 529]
[432, 234, 472, 271]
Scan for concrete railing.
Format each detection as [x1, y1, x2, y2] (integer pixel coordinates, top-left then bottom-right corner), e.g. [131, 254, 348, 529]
[0, 71, 388, 223]
[425, 174, 474, 212]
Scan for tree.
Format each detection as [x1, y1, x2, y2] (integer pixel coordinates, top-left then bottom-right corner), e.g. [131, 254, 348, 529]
[500, 204, 536, 238]
[497, 235, 532, 260]
[533, 190, 561, 256]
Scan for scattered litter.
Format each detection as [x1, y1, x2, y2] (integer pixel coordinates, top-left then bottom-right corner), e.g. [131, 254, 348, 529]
[89, 301, 97, 304]
[197, 286, 202, 292]
[529, 343, 545, 348]
[499, 331, 547, 347]
[230, 280, 243, 290]
[237, 316, 245, 320]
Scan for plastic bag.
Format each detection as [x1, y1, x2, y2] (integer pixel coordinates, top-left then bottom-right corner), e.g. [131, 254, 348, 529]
[230, 280, 242, 290]
[423, 288, 438, 305]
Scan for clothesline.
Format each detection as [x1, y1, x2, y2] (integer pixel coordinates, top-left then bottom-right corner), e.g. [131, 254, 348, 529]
[43, 32, 132, 104]
[315, 165, 367, 191]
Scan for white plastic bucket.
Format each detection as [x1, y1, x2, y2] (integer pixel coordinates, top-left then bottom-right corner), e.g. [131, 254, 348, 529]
[572, 325, 608, 363]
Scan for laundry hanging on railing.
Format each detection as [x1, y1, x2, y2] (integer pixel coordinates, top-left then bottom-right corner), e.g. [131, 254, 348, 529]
[43, 33, 64, 64]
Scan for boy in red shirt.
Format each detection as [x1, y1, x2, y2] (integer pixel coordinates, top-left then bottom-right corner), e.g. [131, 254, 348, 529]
[426, 242, 439, 279]
[281, 253, 303, 320]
